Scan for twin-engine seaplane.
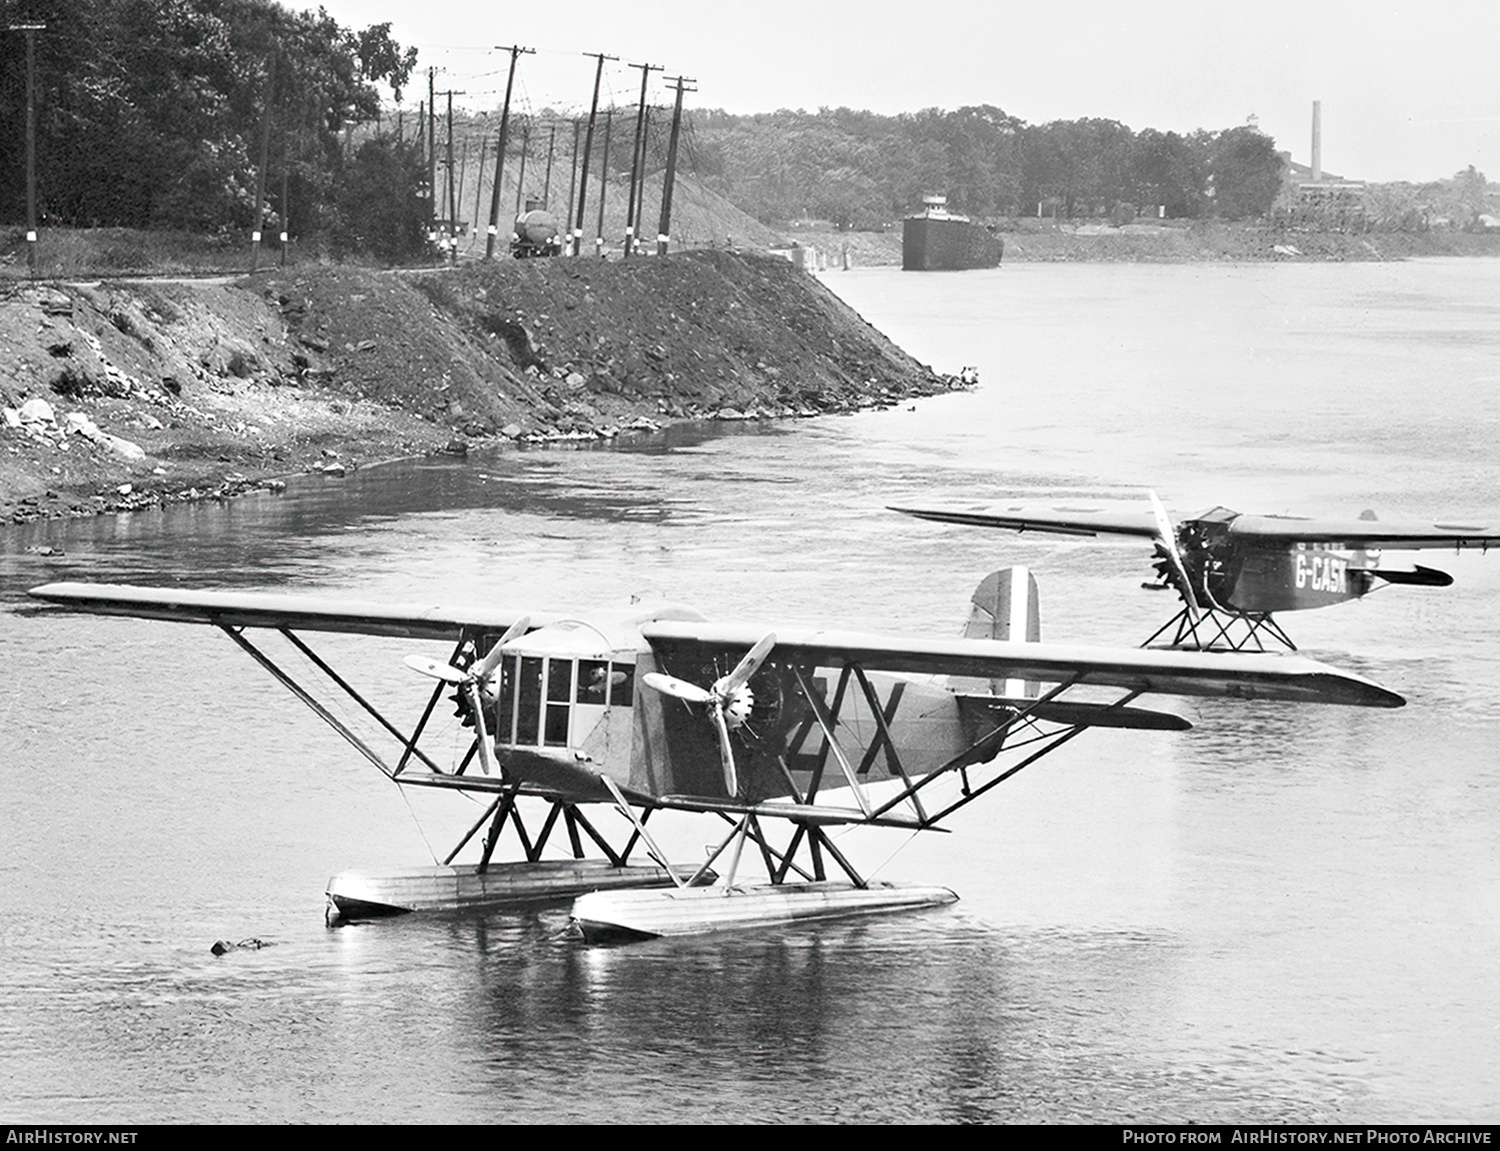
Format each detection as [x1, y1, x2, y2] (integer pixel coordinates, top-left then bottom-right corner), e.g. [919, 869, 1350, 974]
[892, 496, 1500, 652]
[28, 571, 1403, 943]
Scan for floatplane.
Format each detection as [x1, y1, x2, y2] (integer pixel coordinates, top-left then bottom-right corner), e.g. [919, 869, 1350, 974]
[29, 570, 1403, 943]
[893, 495, 1499, 652]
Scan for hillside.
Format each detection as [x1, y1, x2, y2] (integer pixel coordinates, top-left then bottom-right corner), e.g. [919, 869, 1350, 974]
[0, 250, 957, 523]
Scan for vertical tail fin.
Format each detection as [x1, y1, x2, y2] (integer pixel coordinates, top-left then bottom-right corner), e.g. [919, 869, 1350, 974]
[961, 567, 1041, 698]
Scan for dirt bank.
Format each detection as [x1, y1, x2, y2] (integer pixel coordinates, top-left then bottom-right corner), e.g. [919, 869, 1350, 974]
[0, 251, 957, 523]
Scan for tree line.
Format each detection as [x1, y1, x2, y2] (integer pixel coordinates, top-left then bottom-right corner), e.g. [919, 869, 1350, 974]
[687, 106, 1285, 229]
[0, 0, 428, 260]
[7, 2, 1486, 258]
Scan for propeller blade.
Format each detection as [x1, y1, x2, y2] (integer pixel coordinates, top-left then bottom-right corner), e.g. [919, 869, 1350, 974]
[1148, 489, 1200, 616]
[474, 615, 530, 683]
[404, 654, 468, 683]
[717, 632, 776, 695]
[712, 705, 739, 797]
[641, 671, 714, 704]
[464, 681, 495, 775]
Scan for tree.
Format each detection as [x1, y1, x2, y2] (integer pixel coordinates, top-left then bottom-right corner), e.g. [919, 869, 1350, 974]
[1208, 126, 1282, 220]
[1128, 129, 1207, 218]
[0, 0, 419, 241]
[330, 135, 429, 263]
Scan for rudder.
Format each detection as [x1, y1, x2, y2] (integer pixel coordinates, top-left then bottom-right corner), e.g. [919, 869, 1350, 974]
[961, 567, 1040, 697]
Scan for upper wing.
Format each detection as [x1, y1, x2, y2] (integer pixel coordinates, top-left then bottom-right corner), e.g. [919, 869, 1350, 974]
[1225, 515, 1500, 551]
[890, 503, 1161, 539]
[27, 582, 556, 639]
[642, 620, 1404, 708]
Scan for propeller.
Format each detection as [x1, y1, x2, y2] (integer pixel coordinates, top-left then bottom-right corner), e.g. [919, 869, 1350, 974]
[1148, 490, 1200, 620]
[404, 615, 531, 688]
[403, 616, 531, 774]
[641, 632, 775, 797]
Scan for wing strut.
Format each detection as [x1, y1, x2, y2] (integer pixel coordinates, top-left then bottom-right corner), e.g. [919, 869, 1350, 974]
[851, 667, 927, 823]
[599, 774, 687, 888]
[277, 626, 462, 777]
[220, 625, 398, 778]
[792, 664, 873, 818]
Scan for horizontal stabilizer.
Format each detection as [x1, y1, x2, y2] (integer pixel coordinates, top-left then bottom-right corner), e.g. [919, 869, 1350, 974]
[1371, 565, 1453, 587]
[956, 694, 1192, 731]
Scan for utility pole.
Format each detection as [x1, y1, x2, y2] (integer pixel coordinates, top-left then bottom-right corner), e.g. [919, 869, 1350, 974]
[635, 104, 654, 250]
[656, 76, 695, 256]
[623, 62, 660, 257]
[442, 90, 464, 261]
[7, 22, 45, 276]
[512, 123, 530, 218]
[542, 125, 557, 207]
[427, 68, 437, 252]
[472, 135, 487, 240]
[594, 108, 612, 256]
[565, 119, 581, 246]
[486, 45, 532, 259]
[249, 53, 277, 273]
[572, 52, 617, 256]
[457, 136, 468, 219]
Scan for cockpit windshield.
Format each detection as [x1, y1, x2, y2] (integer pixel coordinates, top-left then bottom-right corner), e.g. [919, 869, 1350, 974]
[495, 653, 633, 748]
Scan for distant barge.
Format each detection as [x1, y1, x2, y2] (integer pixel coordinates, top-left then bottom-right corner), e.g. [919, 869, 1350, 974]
[902, 195, 1004, 271]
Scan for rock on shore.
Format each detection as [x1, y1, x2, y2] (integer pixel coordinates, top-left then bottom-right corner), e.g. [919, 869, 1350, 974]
[0, 251, 958, 523]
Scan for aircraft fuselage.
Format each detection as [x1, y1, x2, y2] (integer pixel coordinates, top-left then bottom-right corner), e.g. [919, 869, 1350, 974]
[1207, 541, 1376, 614]
[1179, 511, 1377, 615]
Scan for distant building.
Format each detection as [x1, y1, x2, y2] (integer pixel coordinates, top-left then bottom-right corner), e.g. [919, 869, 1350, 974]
[769, 243, 821, 271]
[1273, 102, 1367, 230]
[1275, 156, 1367, 230]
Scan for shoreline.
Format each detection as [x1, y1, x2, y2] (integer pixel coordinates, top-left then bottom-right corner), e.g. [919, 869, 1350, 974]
[0, 251, 959, 527]
[788, 220, 1500, 267]
[6, 229, 1496, 530]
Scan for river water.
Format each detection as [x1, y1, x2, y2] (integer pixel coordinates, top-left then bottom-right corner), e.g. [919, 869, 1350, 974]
[2, 259, 1498, 1124]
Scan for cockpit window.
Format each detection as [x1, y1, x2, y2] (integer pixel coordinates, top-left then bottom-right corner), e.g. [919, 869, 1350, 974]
[516, 656, 543, 745]
[546, 660, 572, 703]
[579, 660, 609, 705]
[496, 654, 634, 748]
[609, 662, 634, 707]
[544, 660, 572, 747]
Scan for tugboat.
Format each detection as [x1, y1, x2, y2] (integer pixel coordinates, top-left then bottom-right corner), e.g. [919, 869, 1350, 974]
[901, 194, 1003, 271]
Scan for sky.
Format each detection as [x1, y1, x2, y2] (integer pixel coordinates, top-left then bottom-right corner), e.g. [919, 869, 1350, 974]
[310, 0, 1498, 184]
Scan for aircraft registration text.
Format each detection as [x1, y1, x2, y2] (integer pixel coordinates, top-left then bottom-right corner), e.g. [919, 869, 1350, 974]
[1295, 553, 1348, 594]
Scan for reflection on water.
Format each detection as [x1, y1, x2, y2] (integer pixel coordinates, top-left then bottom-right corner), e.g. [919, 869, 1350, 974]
[3, 260, 1499, 1123]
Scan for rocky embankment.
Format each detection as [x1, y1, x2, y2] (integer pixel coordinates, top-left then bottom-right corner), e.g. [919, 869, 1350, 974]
[0, 251, 958, 523]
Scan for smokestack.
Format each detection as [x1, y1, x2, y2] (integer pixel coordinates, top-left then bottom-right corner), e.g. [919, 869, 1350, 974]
[1311, 100, 1322, 182]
